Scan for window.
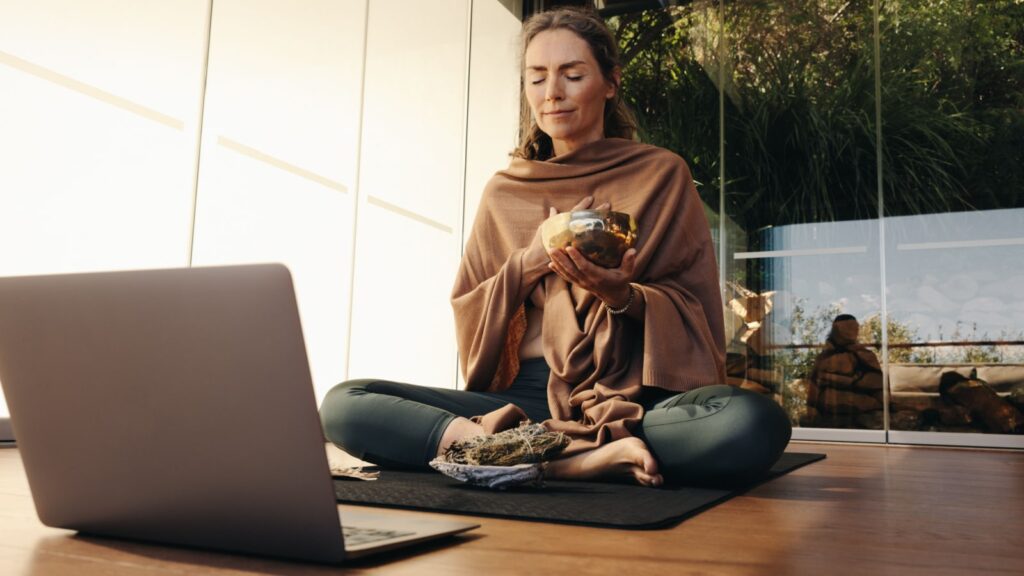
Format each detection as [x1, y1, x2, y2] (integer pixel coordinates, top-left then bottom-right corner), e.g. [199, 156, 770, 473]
[538, 0, 1024, 445]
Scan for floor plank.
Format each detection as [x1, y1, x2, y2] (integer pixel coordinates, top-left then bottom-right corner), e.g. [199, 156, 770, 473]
[0, 442, 1020, 575]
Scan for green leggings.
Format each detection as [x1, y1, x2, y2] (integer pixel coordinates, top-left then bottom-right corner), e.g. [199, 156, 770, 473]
[320, 359, 792, 486]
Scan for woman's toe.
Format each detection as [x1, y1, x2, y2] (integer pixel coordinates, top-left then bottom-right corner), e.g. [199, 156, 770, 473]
[633, 467, 660, 487]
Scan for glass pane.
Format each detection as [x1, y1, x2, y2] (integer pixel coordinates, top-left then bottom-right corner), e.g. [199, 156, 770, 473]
[721, 0, 883, 431]
[612, 3, 722, 210]
[610, 2, 728, 280]
[881, 0, 1024, 435]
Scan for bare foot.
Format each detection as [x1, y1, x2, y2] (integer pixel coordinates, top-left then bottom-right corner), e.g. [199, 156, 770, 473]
[545, 437, 663, 487]
[436, 417, 485, 458]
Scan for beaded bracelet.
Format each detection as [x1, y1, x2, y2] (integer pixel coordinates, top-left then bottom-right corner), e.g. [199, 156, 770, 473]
[607, 285, 635, 315]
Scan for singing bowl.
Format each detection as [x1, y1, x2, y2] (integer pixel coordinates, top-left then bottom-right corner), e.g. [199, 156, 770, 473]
[541, 210, 638, 268]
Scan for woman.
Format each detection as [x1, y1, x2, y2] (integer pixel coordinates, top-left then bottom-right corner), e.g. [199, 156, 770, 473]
[321, 7, 791, 487]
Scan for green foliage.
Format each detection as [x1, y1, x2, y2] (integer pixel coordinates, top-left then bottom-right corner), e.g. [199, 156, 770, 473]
[878, 0, 1024, 215]
[860, 315, 1024, 364]
[860, 314, 936, 363]
[940, 322, 1024, 364]
[608, 1, 1024, 378]
[610, 0, 1024, 231]
[720, 0, 881, 227]
[610, 5, 722, 207]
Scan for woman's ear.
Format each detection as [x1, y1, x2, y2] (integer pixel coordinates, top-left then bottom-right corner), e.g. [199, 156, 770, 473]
[607, 66, 622, 99]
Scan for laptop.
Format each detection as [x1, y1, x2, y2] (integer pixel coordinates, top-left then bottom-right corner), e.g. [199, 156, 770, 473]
[0, 263, 478, 564]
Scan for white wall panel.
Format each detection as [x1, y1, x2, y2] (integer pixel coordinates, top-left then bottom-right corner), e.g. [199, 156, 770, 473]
[191, 0, 366, 405]
[348, 203, 464, 387]
[0, 0, 210, 419]
[456, 0, 523, 389]
[463, 0, 522, 243]
[195, 0, 364, 187]
[0, 70, 198, 274]
[0, 0, 208, 122]
[347, 0, 471, 388]
[357, 0, 470, 231]
[0, 0, 208, 275]
[0, 0, 523, 422]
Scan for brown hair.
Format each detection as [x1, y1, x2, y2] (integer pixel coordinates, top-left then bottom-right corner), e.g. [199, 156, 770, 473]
[513, 7, 638, 161]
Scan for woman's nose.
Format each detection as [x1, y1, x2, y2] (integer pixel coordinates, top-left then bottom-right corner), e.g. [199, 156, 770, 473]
[545, 78, 564, 101]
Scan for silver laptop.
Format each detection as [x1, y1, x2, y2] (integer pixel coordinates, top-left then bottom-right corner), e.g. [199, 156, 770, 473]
[0, 263, 477, 564]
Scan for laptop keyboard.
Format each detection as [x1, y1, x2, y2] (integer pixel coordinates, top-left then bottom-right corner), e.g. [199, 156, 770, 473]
[343, 525, 415, 547]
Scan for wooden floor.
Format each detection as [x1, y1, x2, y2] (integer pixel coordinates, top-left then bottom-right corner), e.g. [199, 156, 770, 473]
[0, 441, 1021, 575]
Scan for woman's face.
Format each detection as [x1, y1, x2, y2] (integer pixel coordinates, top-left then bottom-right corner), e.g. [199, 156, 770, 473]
[524, 29, 618, 157]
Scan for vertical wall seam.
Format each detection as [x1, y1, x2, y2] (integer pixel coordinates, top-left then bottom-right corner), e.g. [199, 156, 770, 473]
[873, 0, 890, 442]
[342, 0, 372, 381]
[456, 0, 475, 390]
[460, 0, 474, 259]
[186, 0, 215, 268]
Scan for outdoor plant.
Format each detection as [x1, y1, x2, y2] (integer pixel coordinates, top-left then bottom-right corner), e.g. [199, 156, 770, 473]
[610, 0, 1024, 232]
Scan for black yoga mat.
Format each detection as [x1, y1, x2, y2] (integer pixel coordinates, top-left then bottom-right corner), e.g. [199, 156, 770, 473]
[334, 452, 825, 529]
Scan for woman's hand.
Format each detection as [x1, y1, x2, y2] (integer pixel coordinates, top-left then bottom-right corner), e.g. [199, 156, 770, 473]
[548, 230, 637, 310]
[523, 196, 607, 274]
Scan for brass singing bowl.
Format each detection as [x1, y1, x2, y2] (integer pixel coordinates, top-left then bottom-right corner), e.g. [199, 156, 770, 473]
[541, 210, 638, 268]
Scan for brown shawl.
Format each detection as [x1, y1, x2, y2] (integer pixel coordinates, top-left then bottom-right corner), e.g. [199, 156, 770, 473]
[451, 138, 725, 455]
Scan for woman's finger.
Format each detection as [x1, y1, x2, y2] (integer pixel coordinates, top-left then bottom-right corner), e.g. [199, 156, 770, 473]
[549, 249, 579, 278]
[618, 248, 637, 277]
[571, 196, 594, 211]
[570, 247, 627, 284]
[564, 246, 596, 273]
[548, 260, 578, 285]
[549, 250, 584, 285]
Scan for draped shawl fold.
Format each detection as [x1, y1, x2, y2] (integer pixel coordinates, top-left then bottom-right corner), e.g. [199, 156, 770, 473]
[451, 138, 725, 455]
